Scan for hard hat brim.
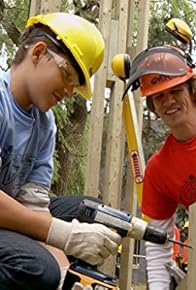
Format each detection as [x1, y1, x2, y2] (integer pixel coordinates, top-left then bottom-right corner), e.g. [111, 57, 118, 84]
[74, 80, 92, 100]
[141, 69, 194, 97]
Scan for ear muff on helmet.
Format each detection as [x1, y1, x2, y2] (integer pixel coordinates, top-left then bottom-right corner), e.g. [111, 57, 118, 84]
[124, 54, 131, 79]
[111, 53, 131, 80]
[166, 18, 193, 45]
[183, 220, 189, 229]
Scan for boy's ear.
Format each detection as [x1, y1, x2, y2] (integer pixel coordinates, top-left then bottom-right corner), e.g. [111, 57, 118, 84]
[31, 42, 47, 63]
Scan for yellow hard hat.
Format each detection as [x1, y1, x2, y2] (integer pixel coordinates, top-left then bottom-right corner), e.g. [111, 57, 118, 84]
[26, 12, 105, 100]
[118, 244, 122, 254]
[183, 221, 189, 229]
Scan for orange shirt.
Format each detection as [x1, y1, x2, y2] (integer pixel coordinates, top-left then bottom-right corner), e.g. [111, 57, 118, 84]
[142, 134, 196, 219]
[172, 225, 181, 260]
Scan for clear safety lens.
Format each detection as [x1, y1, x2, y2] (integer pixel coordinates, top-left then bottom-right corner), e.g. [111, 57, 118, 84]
[48, 49, 80, 88]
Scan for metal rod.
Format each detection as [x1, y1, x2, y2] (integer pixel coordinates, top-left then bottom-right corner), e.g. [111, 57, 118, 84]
[169, 238, 193, 249]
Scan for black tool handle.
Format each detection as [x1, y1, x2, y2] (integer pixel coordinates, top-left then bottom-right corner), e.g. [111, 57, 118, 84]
[144, 225, 168, 244]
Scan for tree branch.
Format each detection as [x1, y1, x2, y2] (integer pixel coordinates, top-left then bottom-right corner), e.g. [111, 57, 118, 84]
[0, 0, 20, 46]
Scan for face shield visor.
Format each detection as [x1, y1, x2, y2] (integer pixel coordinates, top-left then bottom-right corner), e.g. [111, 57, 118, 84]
[123, 46, 189, 98]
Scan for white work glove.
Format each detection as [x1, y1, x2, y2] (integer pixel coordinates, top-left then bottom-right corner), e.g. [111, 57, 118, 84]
[71, 282, 92, 290]
[46, 218, 122, 266]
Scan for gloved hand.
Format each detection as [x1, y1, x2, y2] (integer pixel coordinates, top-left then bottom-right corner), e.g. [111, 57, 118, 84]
[71, 282, 92, 290]
[46, 218, 122, 266]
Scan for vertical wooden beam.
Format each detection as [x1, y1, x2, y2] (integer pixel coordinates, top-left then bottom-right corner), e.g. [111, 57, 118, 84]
[127, 0, 136, 55]
[134, 0, 150, 128]
[119, 3, 136, 289]
[177, 203, 196, 290]
[119, 162, 136, 290]
[176, 276, 187, 290]
[29, 0, 41, 16]
[100, 0, 130, 279]
[119, 91, 146, 289]
[187, 202, 196, 289]
[119, 0, 137, 290]
[84, 0, 113, 196]
[29, 0, 61, 16]
[39, 0, 61, 14]
[135, 0, 150, 55]
[102, 80, 125, 206]
[103, 0, 129, 205]
[119, 1, 149, 288]
[107, 19, 119, 83]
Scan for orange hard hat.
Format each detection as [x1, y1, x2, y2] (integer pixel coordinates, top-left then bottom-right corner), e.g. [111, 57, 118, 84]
[123, 45, 195, 98]
[140, 66, 194, 97]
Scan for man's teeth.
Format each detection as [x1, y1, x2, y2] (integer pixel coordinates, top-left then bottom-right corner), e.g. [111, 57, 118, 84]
[166, 108, 179, 114]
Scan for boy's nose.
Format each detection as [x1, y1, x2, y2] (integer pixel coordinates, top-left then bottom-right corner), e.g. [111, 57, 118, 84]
[64, 85, 74, 98]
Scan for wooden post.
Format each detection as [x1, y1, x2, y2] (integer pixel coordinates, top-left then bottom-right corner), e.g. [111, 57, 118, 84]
[102, 80, 125, 206]
[117, 1, 137, 288]
[29, 0, 41, 16]
[39, 0, 61, 14]
[177, 202, 196, 290]
[119, 91, 146, 289]
[127, 0, 136, 54]
[29, 0, 61, 16]
[176, 276, 187, 290]
[135, 0, 150, 55]
[84, 0, 113, 196]
[119, 162, 136, 290]
[134, 0, 150, 128]
[187, 202, 196, 289]
[118, 1, 149, 288]
[103, 0, 129, 205]
[98, 0, 130, 277]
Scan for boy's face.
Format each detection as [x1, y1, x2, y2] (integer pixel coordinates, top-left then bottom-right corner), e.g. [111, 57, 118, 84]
[151, 83, 196, 129]
[25, 42, 80, 112]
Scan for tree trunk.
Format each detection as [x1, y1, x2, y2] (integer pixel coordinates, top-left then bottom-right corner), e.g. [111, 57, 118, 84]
[52, 97, 88, 196]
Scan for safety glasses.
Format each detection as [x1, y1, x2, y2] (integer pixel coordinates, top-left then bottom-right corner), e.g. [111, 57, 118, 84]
[48, 49, 80, 88]
[123, 46, 189, 97]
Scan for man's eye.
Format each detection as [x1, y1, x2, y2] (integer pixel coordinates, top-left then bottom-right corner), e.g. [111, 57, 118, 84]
[152, 94, 162, 100]
[172, 89, 183, 94]
[60, 68, 69, 79]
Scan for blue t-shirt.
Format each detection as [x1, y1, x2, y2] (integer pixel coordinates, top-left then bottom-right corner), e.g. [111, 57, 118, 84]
[0, 69, 56, 197]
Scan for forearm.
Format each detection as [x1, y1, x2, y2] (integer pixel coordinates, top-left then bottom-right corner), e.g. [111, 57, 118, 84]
[0, 190, 121, 266]
[146, 216, 175, 290]
[146, 241, 173, 289]
[0, 190, 51, 241]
